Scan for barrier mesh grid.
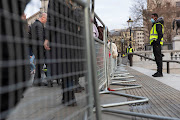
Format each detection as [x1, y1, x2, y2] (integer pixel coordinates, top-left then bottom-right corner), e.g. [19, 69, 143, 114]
[0, 0, 94, 120]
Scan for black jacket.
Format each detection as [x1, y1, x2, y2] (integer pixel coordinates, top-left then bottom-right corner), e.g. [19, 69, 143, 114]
[152, 17, 164, 45]
[30, 20, 46, 56]
[31, 20, 46, 43]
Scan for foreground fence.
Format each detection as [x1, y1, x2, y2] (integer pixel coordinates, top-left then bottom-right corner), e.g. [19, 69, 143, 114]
[0, 0, 98, 120]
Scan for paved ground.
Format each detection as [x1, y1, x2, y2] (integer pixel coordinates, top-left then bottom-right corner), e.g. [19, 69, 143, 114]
[125, 67, 180, 120]
[7, 66, 180, 120]
[131, 66, 180, 91]
[7, 78, 88, 120]
[101, 66, 180, 120]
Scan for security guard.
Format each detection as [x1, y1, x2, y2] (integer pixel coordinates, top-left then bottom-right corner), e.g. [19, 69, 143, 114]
[126, 45, 133, 61]
[150, 13, 164, 77]
[126, 46, 133, 54]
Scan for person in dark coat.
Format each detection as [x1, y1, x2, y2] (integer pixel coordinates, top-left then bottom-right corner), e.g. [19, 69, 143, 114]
[0, 0, 30, 119]
[46, 0, 78, 106]
[72, 3, 85, 93]
[30, 12, 50, 86]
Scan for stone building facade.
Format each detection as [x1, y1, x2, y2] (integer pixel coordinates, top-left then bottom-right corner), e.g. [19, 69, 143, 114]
[109, 29, 135, 53]
[133, 27, 145, 51]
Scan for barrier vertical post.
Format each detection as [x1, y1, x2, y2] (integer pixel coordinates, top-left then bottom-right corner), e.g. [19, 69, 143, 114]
[103, 27, 108, 89]
[84, 2, 94, 119]
[85, 2, 102, 119]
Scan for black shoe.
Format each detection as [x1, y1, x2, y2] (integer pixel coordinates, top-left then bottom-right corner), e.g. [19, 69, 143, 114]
[40, 83, 48, 86]
[152, 72, 158, 77]
[62, 100, 77, 106]
[47, 81, 53, 87]
[75, 86, 85, 93]
[33, 83, 41, 86]
[152, 72, 163, 77]
[62, 100, 65, 104]
[68, 102, 77, 106]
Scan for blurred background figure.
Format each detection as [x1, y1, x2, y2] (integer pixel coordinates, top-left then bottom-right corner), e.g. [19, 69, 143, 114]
[30, 12, 50, 86]
[93, 17, 99, 38]
[46, 0, 78, 106]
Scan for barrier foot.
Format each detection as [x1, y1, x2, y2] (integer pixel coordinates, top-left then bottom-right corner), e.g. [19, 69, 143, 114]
[101, 91, 149, 108]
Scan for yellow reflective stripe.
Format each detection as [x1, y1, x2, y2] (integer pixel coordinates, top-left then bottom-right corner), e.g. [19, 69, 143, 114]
[150, 38, 156, 41]
[160, 42, 163, 45]
[153, 25, 155, 34]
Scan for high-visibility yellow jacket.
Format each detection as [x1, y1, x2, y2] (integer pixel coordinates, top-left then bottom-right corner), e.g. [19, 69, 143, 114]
[127, 48, 133, 53]
[150, 23, 164, 45]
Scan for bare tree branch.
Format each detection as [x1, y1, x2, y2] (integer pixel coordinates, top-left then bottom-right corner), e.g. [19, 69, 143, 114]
[131, 0, 177, 43]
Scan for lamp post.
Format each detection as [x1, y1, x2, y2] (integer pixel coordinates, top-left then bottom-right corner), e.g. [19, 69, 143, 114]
[127, 17, 133, 47]
[127, 17, 133, 66]
[121, 38, 124, 54]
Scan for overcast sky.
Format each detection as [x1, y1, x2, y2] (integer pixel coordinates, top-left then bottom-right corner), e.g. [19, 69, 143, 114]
[95, 0, 133, 30]
[25, 0, 133, 30]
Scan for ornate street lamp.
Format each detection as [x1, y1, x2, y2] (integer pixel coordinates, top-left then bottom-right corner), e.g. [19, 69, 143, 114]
[127, 17, 133, 47]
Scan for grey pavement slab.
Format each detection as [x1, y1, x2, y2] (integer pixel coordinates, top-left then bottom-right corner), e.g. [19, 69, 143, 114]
[126, 66, 180, 119]
[7, 81, 88, 120]
[131, 66, 180, 91]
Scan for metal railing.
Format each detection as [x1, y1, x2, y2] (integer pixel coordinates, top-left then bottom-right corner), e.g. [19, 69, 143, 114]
[134, 50, 180, 61]
[129, 53, 180, 73]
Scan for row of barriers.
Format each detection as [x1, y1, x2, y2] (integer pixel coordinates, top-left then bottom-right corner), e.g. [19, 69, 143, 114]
[93, 4, 180, 120]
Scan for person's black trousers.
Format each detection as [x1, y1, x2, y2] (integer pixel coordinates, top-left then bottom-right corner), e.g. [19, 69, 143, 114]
[153, 44, 162, 74]
[33, 46, 44, 85]
[61, 77, 76, 105]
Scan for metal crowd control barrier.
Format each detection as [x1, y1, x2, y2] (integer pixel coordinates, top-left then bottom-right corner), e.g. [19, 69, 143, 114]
[97, 30, 179, 120]
[93, 2, 179, 120]
[93, 9, 179, 120]
[94, 13, 108, 91]
[109, 58, 142, 91]
[0, 0, 102, 120]
[94, 37, 106, 90]
[106, 44, 142, 92]
[93, 13, 147, 110]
